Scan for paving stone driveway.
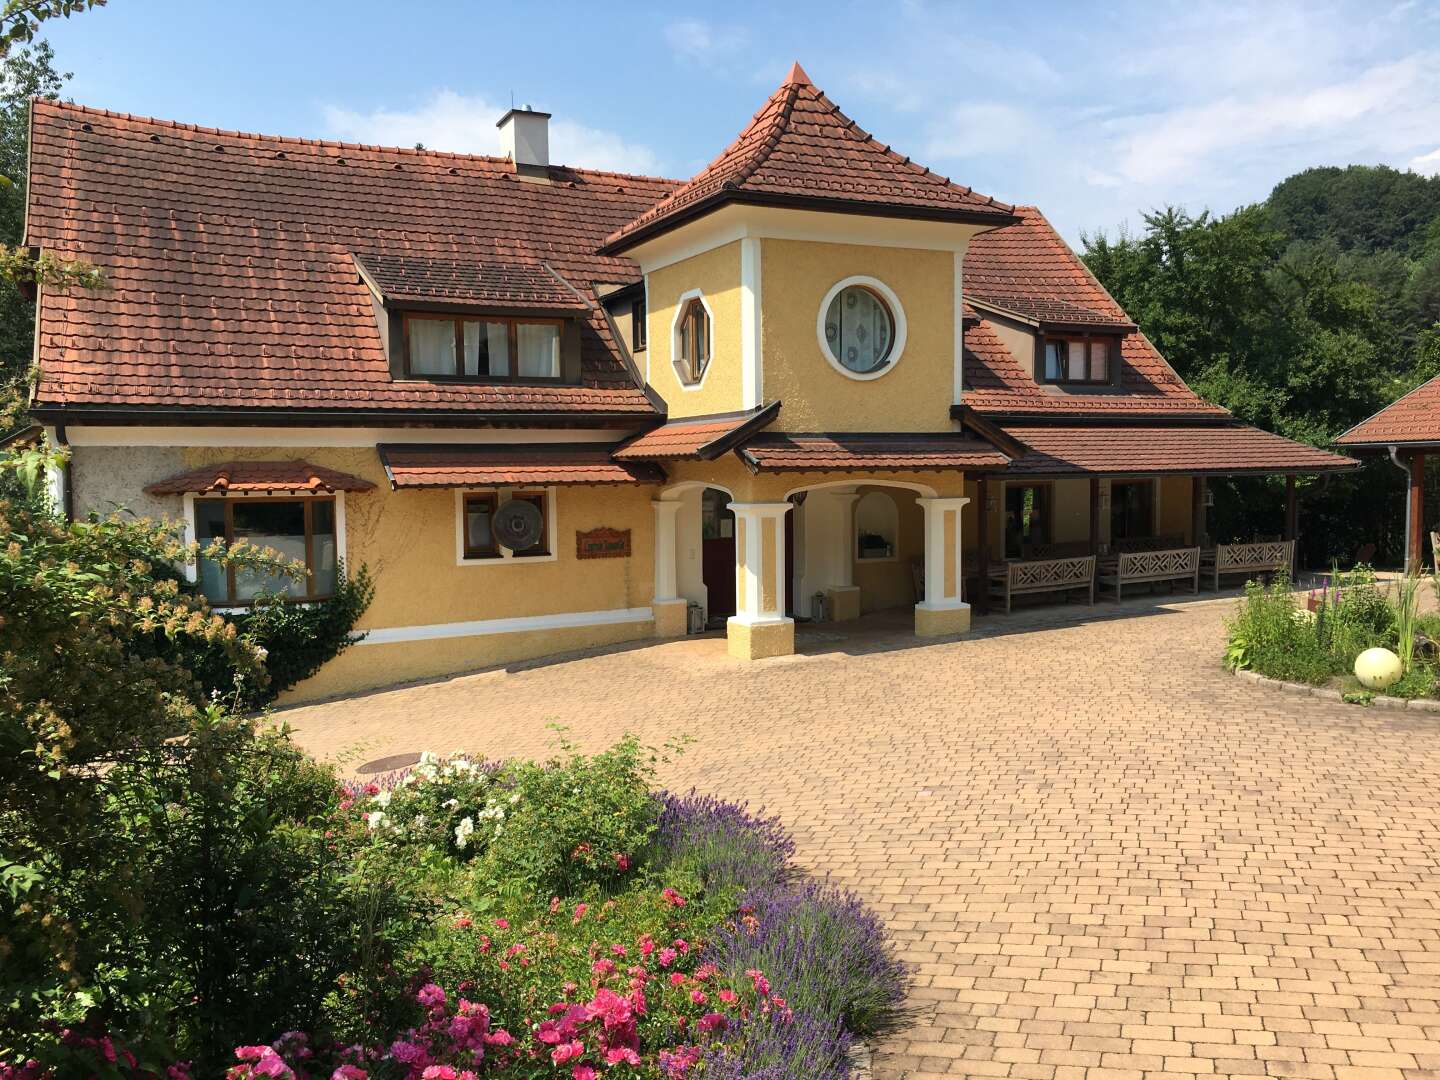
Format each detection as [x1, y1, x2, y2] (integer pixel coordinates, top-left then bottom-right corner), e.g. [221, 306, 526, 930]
[286, 597, 1440, 1080]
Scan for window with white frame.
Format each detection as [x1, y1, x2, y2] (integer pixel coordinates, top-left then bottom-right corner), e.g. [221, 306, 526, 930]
[457, 487, 555, 562]
[672, 295, 711, 385]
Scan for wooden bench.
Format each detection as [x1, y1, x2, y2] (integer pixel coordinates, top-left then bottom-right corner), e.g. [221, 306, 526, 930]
[988, 555, 1096, 614]
[1202, 539, 1294, 590]
[1098, 546, 1200, 601]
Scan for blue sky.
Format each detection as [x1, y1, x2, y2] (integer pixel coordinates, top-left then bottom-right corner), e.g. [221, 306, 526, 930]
[34, 0, 1440, 243]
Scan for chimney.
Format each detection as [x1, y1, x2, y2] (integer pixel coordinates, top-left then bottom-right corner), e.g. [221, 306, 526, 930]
[497, 106, 551, 177]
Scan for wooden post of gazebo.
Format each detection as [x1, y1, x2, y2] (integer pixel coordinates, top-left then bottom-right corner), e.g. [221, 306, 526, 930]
[1409, 452, 1426, 573]
[1088, 477, 1101, 554]
[975, 476, 990, 614]
[1284, 476, 1298, 543]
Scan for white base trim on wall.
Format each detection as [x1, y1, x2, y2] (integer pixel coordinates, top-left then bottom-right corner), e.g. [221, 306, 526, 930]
[358, 606, 655, 646]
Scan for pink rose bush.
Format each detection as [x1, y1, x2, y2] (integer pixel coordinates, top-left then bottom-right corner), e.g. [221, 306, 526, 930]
[217, 894, 785, 1079]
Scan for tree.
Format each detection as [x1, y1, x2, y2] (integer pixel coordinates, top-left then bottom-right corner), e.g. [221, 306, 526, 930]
[0, 1, 103, 60]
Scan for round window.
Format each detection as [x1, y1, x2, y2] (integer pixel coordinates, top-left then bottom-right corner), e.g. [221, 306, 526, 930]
[823, 285, 896, 375]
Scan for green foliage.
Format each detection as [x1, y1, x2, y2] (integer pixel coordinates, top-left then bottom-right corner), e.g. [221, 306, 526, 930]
[85, 714, 427, 1073]
[1223, 575, 1333, 685]
[0, 1, 104, 59]
[178, 563, 375, 709]
[1084, 166, 1440, 567]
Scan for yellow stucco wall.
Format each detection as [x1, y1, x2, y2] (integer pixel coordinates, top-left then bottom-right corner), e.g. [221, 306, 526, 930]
[852, 486, 924, 612]
[759, 239, 955, 432]
[645, 241, 744, 418]
[1160, 475, 1195, 542]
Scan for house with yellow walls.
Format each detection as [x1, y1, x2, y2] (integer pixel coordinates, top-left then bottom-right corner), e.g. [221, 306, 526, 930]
[24, 63, 1356, 700]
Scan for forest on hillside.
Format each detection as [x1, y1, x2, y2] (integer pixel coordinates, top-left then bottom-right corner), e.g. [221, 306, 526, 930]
[1083, 165, 1440, 567]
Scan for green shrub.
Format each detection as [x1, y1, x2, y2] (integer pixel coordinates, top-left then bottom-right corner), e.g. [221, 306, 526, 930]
[79, 713, 430, 1072]
[1225, 575, 1334, 684]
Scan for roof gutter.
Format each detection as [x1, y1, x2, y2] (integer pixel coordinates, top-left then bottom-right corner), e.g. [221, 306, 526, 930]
[26, 404, 659, 429]
[1389, 445, 1413, 573]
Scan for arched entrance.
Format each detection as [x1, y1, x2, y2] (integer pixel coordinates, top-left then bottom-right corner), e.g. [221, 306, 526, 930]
[700, 487, 736, 624]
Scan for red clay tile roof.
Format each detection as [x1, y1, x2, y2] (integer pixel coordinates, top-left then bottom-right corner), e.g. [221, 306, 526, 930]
[970, 295, 1134, 331]
[613, 402, 780, 461]
[1000, 424, 1357, 476]
[353, 253, 590, 312]
[601, 63, 1015, 254]
[961, 206, 1223, 419]
[737, 432, 1010, 473]
[26, 100, 677, 419]
[377, 444, 664, 488]
[144, 459, 376, 495]
[1335, 376, 1440, 447]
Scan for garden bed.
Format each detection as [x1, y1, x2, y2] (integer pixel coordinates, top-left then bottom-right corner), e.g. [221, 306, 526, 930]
[1224, 567, 1440, 705]
[6, 736, 904, 1080]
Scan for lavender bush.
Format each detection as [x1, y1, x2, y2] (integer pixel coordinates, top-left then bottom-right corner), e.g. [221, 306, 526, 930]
[654, 792, 907, 1076]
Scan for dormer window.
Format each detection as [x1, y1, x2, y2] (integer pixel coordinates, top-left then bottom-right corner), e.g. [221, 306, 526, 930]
[675, 295, 711, 384]
[1042, 334, 1112, 386]
[404, 313, 561, 380]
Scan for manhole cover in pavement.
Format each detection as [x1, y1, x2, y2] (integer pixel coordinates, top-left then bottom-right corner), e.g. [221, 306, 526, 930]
[357, 752, 422, 775]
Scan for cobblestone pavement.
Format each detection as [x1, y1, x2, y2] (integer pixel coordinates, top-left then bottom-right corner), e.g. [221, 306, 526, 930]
[286, 595, 1440, 1080]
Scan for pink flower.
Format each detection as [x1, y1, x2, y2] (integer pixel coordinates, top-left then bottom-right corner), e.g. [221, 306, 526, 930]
[572, 903, 588, 922]
[638, 934, 655, 958]
[610, 943, 627, 957]
[389, 1039, 424, 1064]
[592, 958, 616, 977]
[572, 1068, 597, 1080]
[551, 1040, 584, 1065]
[416, 983, 446, 1008]
[718, 988, 738, 1004]
[697, 1012, 728, 1033]
[661, 887, 686, 907]
[613, 853, 631, 871]
[669, 972, 687, 987]
[603, 1047, 642, 1066]
[690, 989, 707, 1005]
[674, 939, 689, 953]
[494, 918, 509, 929]
[658, 948, 677, 967]
[421, 1068, 458, 1080]
[331, 1067, 367, 1079]
[482, 1029, 515, 1046]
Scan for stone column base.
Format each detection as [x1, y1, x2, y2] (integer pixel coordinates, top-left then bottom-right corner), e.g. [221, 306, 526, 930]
[914, 602, 971, 638]
[726, 617, 795, 660]
[826, 585, 862, 622]
[653, 598, 689, 639]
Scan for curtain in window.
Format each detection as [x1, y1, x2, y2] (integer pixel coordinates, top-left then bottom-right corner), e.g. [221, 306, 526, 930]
[466, 499, 494, 554]
[517, 324, 559, 378]
[409, 319, 456, 375]
[195, 500, 229, 603]
[1045, 341, 1064, 381]
[1089, 340, 1108, 381]
[311, 500, 337, 596]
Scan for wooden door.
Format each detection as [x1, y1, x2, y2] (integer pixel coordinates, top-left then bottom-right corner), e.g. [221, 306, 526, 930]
[701, 488, 736, 620]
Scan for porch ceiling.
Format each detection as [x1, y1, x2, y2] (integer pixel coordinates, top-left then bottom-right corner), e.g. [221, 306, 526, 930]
[999, 422, 1359, 478]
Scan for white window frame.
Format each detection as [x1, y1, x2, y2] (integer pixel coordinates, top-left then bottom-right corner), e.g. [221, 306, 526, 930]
[180, 490, 349, 611]
[454, 485, 559, 567]
[816, 275, 908, 382]
[669, 288, 715, 391]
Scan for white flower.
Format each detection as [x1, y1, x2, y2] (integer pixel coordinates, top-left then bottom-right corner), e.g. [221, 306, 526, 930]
[444, 798, 460, 810]
[412, 814, 427, 828]
[366, 811, 385, 831]
[373, 791, 391, 808]
[253, 646, 269, 661]
[454, 816, 475, 850]
[508, 792, 520, 805]
[419, 751, 439, 766]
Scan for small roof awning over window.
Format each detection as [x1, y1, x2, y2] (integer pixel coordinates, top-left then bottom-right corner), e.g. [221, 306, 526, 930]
[377, 444, 664, 489]
[353, 253, 590, 313]
[1000, 423, 1359, 477]
[614, 401, 780, 462]
[736, 433, 1011, 474]
[144, 460, 376, 496]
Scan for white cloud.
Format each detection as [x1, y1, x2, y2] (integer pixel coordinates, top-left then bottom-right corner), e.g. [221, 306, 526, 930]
[320, 90, 662, 175]
[924, 103, 1040, 160]
[1412, 148, 1440, 175]
[662, 18, 747, 64]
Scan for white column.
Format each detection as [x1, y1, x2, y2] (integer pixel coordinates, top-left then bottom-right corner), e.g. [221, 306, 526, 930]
[729, 501, 792, 625]
[652, 499, 683, 602]
[833, 491, 860, 589]
[916, 496, 970, 610]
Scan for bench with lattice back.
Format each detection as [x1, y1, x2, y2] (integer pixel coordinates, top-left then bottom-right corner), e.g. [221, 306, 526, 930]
[1099, 546, 1200, 601]
[1204, 539, 1295, 590]
[989, 555, 1096, 614]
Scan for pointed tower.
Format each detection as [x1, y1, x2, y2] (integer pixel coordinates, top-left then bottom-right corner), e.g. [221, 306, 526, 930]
[601, 63, 1014, 255]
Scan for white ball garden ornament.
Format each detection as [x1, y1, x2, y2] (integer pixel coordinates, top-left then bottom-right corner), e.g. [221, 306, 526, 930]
[1354, 647, 1403, 690]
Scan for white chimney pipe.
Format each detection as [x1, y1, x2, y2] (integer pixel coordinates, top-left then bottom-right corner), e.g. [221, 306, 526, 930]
[497, 107, 551, 174]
